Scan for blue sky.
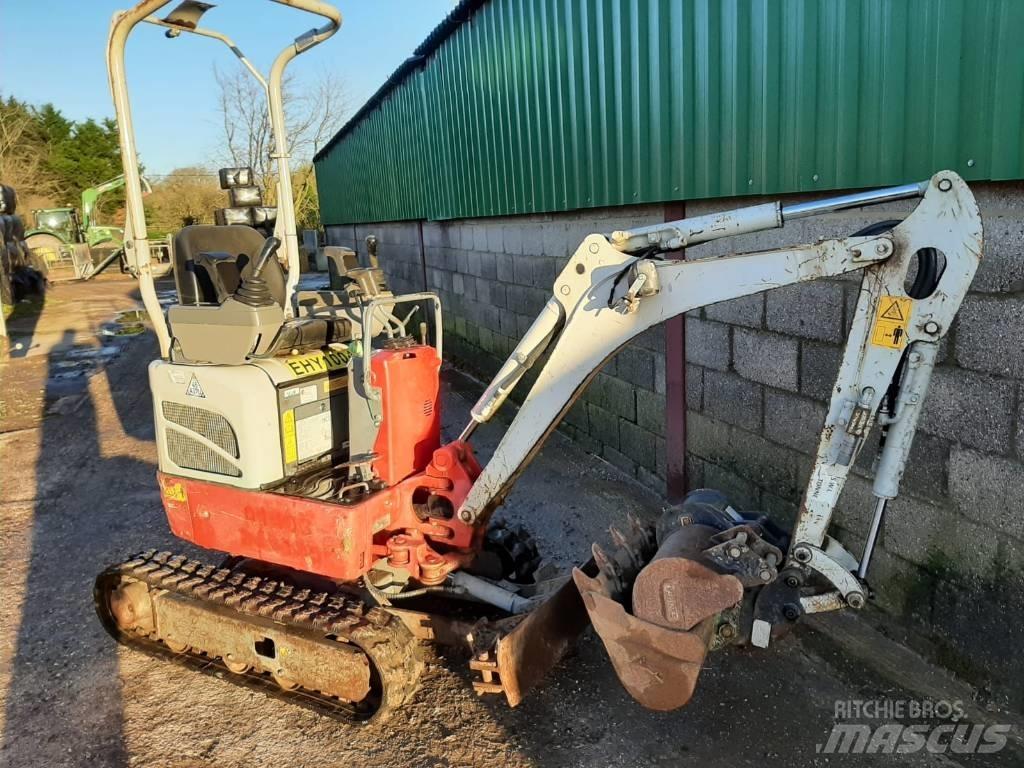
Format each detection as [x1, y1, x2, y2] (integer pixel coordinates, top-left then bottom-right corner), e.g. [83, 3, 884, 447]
[1, 0, 455, 175]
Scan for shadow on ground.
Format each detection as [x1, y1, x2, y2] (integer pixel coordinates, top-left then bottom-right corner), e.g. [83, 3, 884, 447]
[1, 327, 159, 767]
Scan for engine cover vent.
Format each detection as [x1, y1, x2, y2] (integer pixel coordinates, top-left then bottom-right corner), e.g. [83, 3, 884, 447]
[162, 401, 239, 458]
[166, 427, 242, 477]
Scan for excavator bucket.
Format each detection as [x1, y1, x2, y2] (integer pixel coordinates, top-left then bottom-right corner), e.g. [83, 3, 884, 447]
[573, 567, 716, 710]
[570, 494, 770, 711]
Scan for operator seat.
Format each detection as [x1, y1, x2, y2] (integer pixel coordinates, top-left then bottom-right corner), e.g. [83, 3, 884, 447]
[173, 224, 286, 306]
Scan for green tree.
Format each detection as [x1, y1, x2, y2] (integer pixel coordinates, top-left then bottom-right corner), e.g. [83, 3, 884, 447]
[0, 96, 123, 216]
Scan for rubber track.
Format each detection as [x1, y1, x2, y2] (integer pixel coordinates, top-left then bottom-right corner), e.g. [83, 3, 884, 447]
[94, 550, 423, 723]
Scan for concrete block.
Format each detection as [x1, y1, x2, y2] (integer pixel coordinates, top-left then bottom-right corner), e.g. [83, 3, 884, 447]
[563, 424, 602, 457]
[948, 446, 1024, 540]
[485, 223, 504, 253]
[488, 282, 507, 309]
[589, 374, 636, 421]
[929, 573, 1024, 710]
[654, 354, 665, 395]
[620, 419, 658, 470]
[466, 250, 483, 277]
[884, 499, 1001, 577]
[472, 225, 488, 252]
[704, 292, 764, 328]
[760, 491, 799, 529]
[525, 287, 549, 315]
[603, 445, 638, 477]
[954, 294, 1024, 379]
[521, 223, 543, 256]
[971, 217, 1024, 293]
[505, 284, 528, 311]
[801, 341, 843, 402]
[473, 277, 491, 306]
[703, 462, 760, 511]
[686, 455, 706, 490]
[685, 364, 702, 410]
[765, 280, 845, 343]
[733, 328, 799, 391]
[686, 411, 799, 499]
[853, 428, 950, 502]
[636, 325, 666, 353]
[764, 390, 827, 455]
[638, 466, 666, 495]
[478, 326, 495, 354]
[421, 222, 442, 248]
[480, 252, 497, 280]
[615, 345, 656, 391]
[860, 547, 929, 616]
[685, 316, 730, 371]
[481, 304, 502, 333]
[636, 389, 666, 436]
[503, 225, 524, 256]
[532, 257, 557, 289]
[564, 399, 589, 431]
[542, 222, 571, 258]
[703, 370, 763, 433]
[1019, 398, 1024, 462]
[833, 473, 879, 535]
[919, 367, 1014, 453]
[586, 403, 620, 449]
[513, 255, 533, 286]
[496, 253, 515, 283]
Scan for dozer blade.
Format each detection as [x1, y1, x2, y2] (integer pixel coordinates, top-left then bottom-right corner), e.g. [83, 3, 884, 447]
[472, 559, 598, 706]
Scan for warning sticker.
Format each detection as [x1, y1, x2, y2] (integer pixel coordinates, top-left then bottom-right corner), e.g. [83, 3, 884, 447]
[161, 481, 188, 503]
[871, 296, 912, 350]
[185, 374, 206, 398]
[282, 409, 298, 464]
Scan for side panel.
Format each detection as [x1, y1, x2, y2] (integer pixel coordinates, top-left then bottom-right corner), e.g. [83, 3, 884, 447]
[149, 360, 284, 489]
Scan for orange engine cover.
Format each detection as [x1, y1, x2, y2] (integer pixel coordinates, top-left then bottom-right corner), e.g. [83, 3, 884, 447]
[371, 345, 442, 486]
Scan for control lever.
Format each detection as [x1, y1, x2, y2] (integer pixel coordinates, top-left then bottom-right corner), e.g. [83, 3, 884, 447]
[251, 236, 282, 277]
[234, 237, 281, 307]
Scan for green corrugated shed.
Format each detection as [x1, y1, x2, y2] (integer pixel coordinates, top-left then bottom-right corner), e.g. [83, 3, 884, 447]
[314, 0, 1024, 226]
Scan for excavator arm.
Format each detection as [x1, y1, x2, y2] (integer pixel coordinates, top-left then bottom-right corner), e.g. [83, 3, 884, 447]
[80, 173, 152, 234]
[462, 171, 981, 708]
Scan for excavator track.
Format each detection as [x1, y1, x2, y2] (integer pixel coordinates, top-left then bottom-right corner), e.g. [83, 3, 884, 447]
[94, 550, 423, 723]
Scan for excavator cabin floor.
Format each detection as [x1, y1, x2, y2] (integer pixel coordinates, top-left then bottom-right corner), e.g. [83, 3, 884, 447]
[0, 275, 1020, 767]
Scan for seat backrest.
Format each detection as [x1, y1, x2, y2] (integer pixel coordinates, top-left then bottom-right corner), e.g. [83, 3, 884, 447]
[173, 224, 286, 306]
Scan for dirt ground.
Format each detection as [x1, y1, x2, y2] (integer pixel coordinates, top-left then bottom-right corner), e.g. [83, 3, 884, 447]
[1, 275, 1020, 768]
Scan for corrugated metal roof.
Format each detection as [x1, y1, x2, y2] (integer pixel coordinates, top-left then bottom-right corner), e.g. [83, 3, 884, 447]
[315, 0, 1024, 226]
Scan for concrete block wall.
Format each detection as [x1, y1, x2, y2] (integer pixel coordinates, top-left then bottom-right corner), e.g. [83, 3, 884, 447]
[326, 205, 671, 493]
[327, 180, 1024, 705]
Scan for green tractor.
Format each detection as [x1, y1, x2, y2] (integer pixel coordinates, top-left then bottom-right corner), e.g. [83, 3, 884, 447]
[25, 174, 152, 279]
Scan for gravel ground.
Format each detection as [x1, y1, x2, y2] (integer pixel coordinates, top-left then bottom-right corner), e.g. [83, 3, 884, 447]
[0, 276, 1020, 767]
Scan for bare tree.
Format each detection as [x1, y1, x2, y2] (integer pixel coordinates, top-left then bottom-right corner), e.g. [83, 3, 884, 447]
[0, 100, 61, 211]
[214, 65, 349, 212]
[146, 167, 224, 233]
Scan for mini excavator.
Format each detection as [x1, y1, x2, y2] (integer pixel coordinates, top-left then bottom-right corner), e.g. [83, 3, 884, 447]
[96, 0, 983, 722]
